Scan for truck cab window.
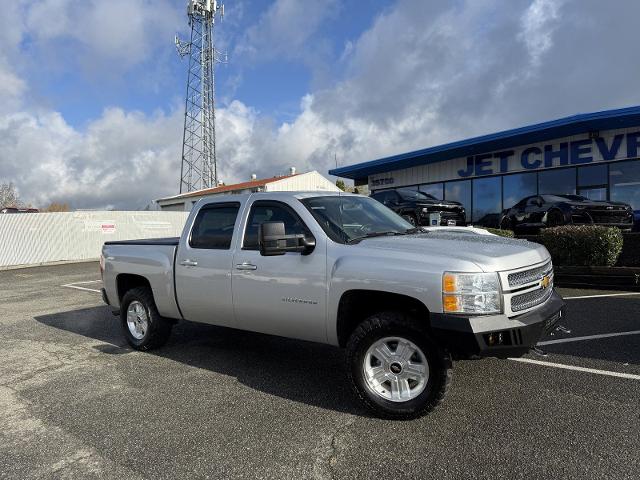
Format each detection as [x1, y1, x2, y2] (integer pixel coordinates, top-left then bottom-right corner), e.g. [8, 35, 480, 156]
[243, 202, 311, 250]
[189, 204, 240, 249]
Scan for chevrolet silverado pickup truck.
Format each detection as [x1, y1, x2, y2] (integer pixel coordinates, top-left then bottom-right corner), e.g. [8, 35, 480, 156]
[101, 192, 565, 419]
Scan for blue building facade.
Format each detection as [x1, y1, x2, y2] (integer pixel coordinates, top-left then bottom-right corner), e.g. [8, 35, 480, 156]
[330, 106, 640, 226]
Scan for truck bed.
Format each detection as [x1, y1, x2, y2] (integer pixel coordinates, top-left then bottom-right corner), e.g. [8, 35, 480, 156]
[103, 237, 180, 246]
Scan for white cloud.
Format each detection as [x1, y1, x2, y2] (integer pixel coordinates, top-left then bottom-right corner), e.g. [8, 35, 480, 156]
[0, 67, 26, 113]
[25, 0, 181, 70]
[519, 0, 564, 65]
[234, 0, 340, 61]
[0, 107, 183, 209]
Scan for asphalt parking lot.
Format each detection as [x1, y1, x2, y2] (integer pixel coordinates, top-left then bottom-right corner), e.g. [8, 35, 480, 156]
[1, 262, 639, 479]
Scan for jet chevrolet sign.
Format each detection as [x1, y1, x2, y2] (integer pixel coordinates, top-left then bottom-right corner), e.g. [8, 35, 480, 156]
[457, 131, 640, 178]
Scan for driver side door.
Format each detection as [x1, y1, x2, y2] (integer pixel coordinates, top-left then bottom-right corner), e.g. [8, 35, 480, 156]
[231, 199, 327, 343]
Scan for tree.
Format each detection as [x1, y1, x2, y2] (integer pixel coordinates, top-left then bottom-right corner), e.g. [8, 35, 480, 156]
[335, 179, 346, 191]
[0, 182, 21, 208]
[43, 202, 70, 212]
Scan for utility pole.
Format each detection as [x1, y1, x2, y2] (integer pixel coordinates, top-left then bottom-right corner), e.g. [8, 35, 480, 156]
[175, 0, 226, 193]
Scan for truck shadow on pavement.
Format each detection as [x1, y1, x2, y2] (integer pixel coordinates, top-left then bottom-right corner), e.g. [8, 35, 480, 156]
[35, 306, 370, 417]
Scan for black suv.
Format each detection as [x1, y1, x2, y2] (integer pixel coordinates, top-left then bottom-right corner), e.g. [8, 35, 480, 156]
[371, 188, 466, 226]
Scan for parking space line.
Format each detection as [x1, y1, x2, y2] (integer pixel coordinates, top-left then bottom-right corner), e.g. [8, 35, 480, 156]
[564, 292, 640, 300]
[509, 358, 640, 380]
[539, 330, 640, 346]
[61, 280, 102, 293]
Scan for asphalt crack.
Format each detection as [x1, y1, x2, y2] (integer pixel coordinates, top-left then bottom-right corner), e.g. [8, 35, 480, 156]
[312, 416, 357, 480]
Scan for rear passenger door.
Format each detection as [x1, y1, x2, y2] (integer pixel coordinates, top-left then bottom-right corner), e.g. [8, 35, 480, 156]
[175, 202, 240, 327]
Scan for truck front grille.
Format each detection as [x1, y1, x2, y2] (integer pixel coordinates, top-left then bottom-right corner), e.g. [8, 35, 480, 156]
[511, 286, 554, 312]
[507, 261, 552, 288]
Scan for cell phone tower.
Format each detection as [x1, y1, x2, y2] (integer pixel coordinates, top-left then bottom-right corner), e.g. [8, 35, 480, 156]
[175, 0, 226, 193]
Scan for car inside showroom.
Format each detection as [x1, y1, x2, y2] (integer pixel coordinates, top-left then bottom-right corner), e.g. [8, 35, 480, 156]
[330, 106, 640, 230]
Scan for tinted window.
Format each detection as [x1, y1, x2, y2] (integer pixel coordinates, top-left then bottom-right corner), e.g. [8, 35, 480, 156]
[610, 160, 640, 209]
[190, 204, 240, 249]
[419, 183, 443, 200]
[541, 194, 586, 203]
[472, 176, 501, 224]
[538, 168, 576, 195]
[444, 180, 471, 222]
[243, 202, 310, 250]
[371, 190, 398, 205]
[396, 189, 434, 201]
[503, 172, 537, 210]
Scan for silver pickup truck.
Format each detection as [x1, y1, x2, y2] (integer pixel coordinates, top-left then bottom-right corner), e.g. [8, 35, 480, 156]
[101, 191, 565, 418]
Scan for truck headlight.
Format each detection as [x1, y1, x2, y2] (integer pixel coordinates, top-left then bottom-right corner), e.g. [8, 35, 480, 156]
[442, 272, 501, 314]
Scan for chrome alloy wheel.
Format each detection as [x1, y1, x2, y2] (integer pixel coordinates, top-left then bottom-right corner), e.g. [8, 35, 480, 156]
[363, 336, 429, 402]
[126, 301, 149, 340]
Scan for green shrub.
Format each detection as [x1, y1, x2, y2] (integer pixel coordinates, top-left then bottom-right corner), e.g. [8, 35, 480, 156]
[538, 225, 623, 266]
[485, 228, 515, 238]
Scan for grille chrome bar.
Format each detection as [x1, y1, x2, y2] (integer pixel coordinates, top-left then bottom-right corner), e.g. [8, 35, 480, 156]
[511, 285, 554, 312]
[507, 260, 552, 289]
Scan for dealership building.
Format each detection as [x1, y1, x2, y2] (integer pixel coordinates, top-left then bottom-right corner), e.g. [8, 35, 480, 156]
[330, 106, 640, 226]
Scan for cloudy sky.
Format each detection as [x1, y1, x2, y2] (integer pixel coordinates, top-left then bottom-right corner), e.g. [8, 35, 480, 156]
[1, 0, 639, 210]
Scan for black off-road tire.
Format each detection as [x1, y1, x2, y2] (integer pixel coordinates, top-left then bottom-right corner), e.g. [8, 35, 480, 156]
[120, 287, 173, 351]
[346, 311, 452, 420]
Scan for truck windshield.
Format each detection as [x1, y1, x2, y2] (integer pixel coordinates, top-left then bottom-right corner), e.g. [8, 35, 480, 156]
[301, 195, 415, 244]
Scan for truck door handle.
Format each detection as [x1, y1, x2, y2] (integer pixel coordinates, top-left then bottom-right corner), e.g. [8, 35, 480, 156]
[180, 259, 198, 267]
[235, 262, 257, 271]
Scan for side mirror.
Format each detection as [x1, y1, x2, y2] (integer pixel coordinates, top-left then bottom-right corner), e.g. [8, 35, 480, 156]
[259, 221, 316, 256]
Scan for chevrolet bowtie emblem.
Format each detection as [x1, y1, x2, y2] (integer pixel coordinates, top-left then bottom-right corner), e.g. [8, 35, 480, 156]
[540, 275, 551, 289]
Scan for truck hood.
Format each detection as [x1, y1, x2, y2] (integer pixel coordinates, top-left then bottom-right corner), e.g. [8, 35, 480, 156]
[355, 231, 549, 272]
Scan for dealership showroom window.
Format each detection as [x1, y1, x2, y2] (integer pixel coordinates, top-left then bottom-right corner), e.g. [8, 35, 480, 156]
[330, 109, 640, 228]
[411, 160, 640, 224]
[413, 160, 639, 224]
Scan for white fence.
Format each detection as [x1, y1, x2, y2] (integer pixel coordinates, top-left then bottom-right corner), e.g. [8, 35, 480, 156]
[0, 211, 189, 268]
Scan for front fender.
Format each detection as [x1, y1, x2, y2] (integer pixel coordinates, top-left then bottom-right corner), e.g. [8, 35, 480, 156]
[325, 245, 482, 345]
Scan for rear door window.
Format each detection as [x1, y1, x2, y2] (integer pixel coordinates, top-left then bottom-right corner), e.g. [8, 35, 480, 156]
[189, 204, 240, 249]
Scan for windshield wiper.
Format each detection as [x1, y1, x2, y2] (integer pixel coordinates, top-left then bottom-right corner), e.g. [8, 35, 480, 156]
[347, 231, 407, 244]
[404, 227, 425, 234]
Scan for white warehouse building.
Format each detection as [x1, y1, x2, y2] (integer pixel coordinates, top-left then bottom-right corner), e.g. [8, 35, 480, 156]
[156, 169, 340, 211]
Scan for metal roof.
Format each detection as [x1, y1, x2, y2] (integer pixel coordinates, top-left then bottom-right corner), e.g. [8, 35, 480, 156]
[157, 173, 299, 202]
[329, 105, 640, 180]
